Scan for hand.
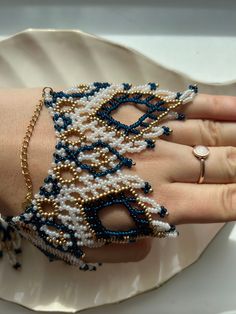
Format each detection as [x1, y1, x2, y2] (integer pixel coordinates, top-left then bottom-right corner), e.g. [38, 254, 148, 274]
[83, 93, 236, 263]
[1, 89, 236, 264]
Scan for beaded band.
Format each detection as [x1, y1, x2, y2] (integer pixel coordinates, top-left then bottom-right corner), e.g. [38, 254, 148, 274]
[0, 82, 198, 270]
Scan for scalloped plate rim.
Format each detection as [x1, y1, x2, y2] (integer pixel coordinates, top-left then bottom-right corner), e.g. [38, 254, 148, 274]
[1, 28, 236, 86]
[0, 28, 227, 313]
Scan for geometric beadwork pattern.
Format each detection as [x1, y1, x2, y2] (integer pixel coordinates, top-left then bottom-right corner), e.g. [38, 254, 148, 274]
[7, 82, 198, 271]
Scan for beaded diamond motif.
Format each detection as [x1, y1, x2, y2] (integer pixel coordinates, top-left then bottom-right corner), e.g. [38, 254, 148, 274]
[5, 82, 198, 271]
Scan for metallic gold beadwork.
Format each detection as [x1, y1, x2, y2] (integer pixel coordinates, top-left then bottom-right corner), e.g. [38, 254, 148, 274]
[53, 164, 79, 184]
[77, 83, 89, 93]
[20, 92, 45, 209]
[36, 198, 59, 217]
[54, 98, 76, 114]
[59, 128, 86, 145]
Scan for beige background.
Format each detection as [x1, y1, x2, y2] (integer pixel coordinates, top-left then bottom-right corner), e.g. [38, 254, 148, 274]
[0, 23, 235, 313]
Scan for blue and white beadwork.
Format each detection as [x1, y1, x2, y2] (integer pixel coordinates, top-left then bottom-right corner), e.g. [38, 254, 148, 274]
[5, 82, 198, 271]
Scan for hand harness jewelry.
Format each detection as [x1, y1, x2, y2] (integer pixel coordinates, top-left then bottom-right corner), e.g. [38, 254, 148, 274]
[0, 82, 198, 270]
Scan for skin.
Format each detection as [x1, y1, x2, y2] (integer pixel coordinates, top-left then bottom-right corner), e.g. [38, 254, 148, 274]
[1, 88, 236, 264]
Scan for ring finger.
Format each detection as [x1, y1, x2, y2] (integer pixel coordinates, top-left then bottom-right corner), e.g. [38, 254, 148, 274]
[164, 141, 236, 184]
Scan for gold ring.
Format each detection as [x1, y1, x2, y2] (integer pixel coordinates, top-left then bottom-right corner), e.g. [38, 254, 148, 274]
[192, 145, 210, 184]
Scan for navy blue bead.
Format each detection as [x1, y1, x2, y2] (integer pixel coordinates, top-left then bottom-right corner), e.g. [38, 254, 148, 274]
[123, 83, 131, 90]
[177, 113, 185, 120]
[176, 92, 182, 99]
[13, 262, 21, 269]
[159, 206, 168, 218]
[169, 224, 176, 232]
[162, 126, 171, 135]
[189, 84, 198, 93]
[148, 82, 157, 90]
[145, 139, 155, 148]
[142, 182, 152, 194]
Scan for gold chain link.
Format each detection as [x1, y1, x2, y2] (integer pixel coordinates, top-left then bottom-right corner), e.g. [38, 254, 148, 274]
[20, 87, 53, 209]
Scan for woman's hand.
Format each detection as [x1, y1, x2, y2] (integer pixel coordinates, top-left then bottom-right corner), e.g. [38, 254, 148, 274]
[1, 89, 236, 264]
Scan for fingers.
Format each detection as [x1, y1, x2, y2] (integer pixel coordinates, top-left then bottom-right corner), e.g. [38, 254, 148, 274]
[165, 141, 236, 184]
[160, 119, 236, 147]
[162, 182, 236, 225]
[82, 238, 152, 263]
[181, 93, 236, 121]
[69, 93, 236, 264]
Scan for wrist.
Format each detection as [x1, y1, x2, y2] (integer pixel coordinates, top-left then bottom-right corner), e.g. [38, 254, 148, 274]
[0, 87, 55, 216]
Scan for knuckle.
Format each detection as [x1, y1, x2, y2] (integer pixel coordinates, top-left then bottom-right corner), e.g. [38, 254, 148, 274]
[210, 95, 222, 116]
[198, 119, 221, 146]
[224, 146, 236, 183]
[220, 184, 236, 221]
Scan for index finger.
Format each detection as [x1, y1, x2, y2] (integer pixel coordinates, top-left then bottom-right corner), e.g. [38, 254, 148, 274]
[182, 94, 236, 121]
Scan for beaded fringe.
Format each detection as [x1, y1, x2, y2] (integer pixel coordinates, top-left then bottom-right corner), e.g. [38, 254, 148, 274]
[0, 214, 22, 269]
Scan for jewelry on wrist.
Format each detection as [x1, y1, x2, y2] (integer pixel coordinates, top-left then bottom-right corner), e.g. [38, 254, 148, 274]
[0, 82, 198, 270]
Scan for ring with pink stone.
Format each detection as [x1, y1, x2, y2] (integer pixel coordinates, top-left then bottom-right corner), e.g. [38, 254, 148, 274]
[192, 145, 210, 184]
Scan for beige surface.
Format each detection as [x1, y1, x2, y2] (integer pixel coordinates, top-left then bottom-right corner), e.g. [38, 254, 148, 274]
[0, 29, 230, 312]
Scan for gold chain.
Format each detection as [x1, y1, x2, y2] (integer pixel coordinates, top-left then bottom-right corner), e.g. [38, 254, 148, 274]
[20, 87, 53, 209]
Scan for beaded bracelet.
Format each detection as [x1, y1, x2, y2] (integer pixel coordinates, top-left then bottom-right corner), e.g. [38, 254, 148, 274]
[0, 82, 198, 270]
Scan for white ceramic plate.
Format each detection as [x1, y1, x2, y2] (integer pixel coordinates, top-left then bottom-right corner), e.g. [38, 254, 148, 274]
[0, 28, 233, 313]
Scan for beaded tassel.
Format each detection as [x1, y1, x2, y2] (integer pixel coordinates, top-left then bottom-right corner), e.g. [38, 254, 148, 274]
[0, 214, 21, 269]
